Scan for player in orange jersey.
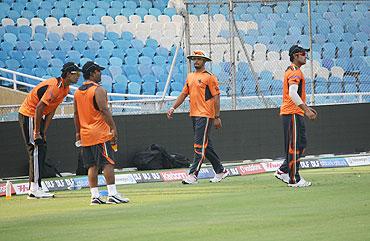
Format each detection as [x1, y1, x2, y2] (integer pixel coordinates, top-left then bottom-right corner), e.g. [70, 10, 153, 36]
[74, 61, 129, 205]
[274, 45, 317, 188]
[18, 62, 81, 199]
[167, 50, 228, 184]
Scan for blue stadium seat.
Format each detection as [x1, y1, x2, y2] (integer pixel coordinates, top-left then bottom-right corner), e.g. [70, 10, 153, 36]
[47, 67, 61, 77]
[67, 50, 81, 63]
[157, 82, 170, 94]
[126, 48, 140, 58]
[106, 32, 120, 43]
[48, 32, 61, 42]
[45, 41, 58, 52]
[109, 66, 123, 78]
[123, 64, 139, 76]
[30, 40, 43, 52]
[14, 41, 30, 56]
[125, 56, 138, 65]
[128, 82, 141, 95]
[92, 32, 105, 43]
[336, 58, 352, 72]
[97, 48, 112, 60]
[121, 31, 134, 41]
[72, 40, 87, 53]
[131, 39, 145, 51]
[135, 7, 148, 19]
[111, 49, 125, 60]
[116, 39, 131, 50]
[50, 58, 64, 69]
[4, 33, 17, 46]
[124, 1, 137, 9]
[142, 47, 156, 58]
[156, 47, 169, 57]
[121, 8, 135, 17]
[113, 78, 128, 94]
[101, 40, 115, 51]
[63, 32, 75, 42]
[87, 40, 100, 51]
[152, 64, 165, 78]
[142, 74, 157, 83]
[344, 83, 358, 93]
[110, 57, 123, 67]
[65, 8, 78, 19]
[142, 81, 156, 95]
[139, 56, 152, 65]
[95, 57, 109, 68]
[148, 8, 161, 17]
[138, 64, 153, 76]
[59, 40, 73, 52]
[23, 50, 37, 60]
[82, 49, 95, 59]
[96, 1, 109, 11]
[21, 58, 35, 69]
[153, 55, 166, 65]
[9, 50, 23, 62]
[170, 82, 183, 92]
[163, 8, 176, 17]
[337, 42, 350, 58]
[35, 58, 49, 68]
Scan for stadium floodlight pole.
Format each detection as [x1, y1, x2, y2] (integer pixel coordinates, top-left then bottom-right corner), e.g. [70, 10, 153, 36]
[160, 26, 186, 106]
[307, 0, 315, 105]
[229, 0, 237, 110]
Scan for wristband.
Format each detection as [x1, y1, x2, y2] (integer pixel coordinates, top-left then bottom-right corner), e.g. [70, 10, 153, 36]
[214, 115, 220, 119]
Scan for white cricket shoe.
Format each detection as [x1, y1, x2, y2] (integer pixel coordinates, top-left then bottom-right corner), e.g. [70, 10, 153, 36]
[27, 189, 55, 199]
[210, 169, 229, 183]
[106, 193, 130, 204]
[274, 169, 290, 184]
[182, 174, 198, 184]
[288, 178, 312, 187]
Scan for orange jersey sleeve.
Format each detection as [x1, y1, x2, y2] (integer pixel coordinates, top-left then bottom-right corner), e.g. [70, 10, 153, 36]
[182, 79, 189, 95]
[41, 85, 59, 106]
[208, 75, 220, 96]
[287, 69, 302, 86]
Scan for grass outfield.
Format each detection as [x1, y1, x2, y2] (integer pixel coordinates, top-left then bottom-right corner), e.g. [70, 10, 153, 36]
[1, 166, 370, 241]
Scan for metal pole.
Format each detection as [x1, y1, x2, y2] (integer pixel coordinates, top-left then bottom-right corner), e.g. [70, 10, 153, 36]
[160, 27, 186, 104]
[229, 0, 237, 110]
[308, 0, 315, 105]
[184, 3, 192, 73]
[12, 73, 16, 90]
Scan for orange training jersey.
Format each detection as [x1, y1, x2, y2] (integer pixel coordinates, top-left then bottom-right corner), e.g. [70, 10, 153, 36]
[182, 70, 220, 118]
[280, 64, 306, 116]
[74, 81, 112, 146]
[19, 78, 70, 117]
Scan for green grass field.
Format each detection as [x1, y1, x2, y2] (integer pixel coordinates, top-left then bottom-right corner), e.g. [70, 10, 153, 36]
[1, 166, 370, 241]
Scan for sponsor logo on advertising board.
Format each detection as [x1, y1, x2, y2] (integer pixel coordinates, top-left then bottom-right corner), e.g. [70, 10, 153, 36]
[160, 170, 187, 181]
[320, 158, 348, 168]
[300, 160, 322, 169]
[261, 160, 284, 172]
[237, 163, 266, 176]
[345, 156, 370, 167]
[133, 172, 163, 183]
[42, 179, 75, 191]
[115, 174, 137, 185]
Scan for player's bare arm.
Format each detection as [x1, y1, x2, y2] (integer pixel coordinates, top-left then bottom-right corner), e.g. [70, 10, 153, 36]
[167, 92, 187, 119]
[95, 86, 118, 141]
[34, 100, 47, 141]
[73, 98, 81, 141]
[213, 94, 222, 129]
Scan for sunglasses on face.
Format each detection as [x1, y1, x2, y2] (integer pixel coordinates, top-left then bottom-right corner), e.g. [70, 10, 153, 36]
[297, 52, 306, 57]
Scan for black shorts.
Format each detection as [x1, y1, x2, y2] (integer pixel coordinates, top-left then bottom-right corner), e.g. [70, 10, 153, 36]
[81, 141, 116, 168]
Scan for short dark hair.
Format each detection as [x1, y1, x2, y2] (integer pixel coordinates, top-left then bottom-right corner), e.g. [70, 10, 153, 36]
[83, 71, 91, 80]
[61, 71, 68, 79]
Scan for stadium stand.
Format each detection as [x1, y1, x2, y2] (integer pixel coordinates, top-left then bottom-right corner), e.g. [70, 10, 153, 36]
[0, 0, 369, 102]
